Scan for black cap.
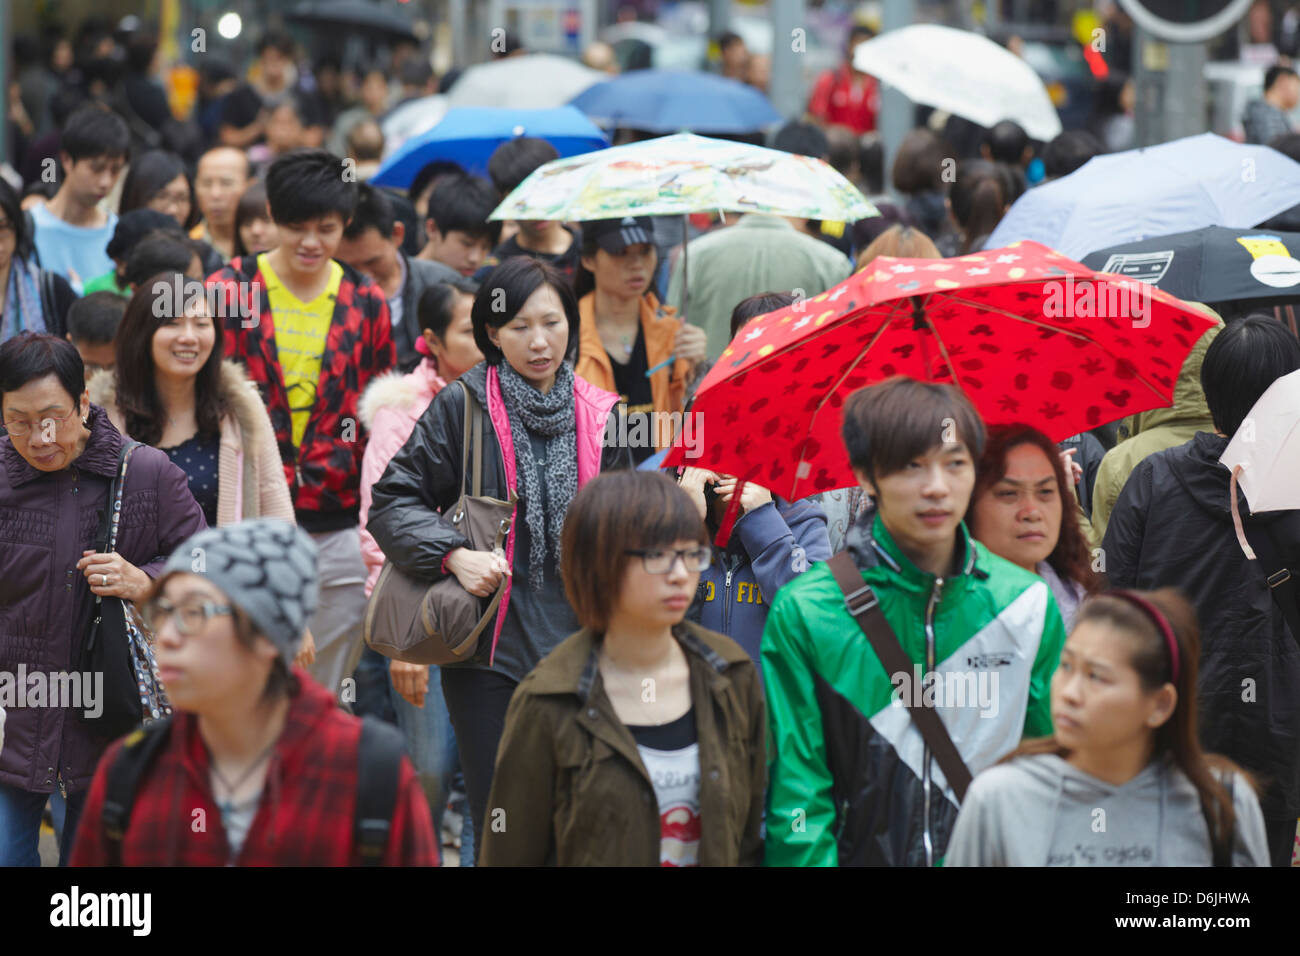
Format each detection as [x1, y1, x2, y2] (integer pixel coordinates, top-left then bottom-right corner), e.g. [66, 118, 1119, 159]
[106, 208, 184, 261]
[583, 216, 654, 254]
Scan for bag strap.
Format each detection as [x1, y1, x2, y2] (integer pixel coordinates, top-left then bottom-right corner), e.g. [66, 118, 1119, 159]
[471, 387, 484, 498]
[102, 717, 174, 866]
[1241, 520, 1300, 651]
[457, 384, 471, 503]
[1203, 772, 1236, 867]
[354, 717, 406, 866]
[100, 441, 142, 553]
[827, 551, 974, 802]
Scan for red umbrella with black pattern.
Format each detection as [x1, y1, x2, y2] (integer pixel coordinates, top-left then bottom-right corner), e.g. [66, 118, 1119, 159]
[662, 240, 1219, 501]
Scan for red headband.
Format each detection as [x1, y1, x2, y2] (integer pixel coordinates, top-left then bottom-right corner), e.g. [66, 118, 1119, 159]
[1110, 590, 1181, 685]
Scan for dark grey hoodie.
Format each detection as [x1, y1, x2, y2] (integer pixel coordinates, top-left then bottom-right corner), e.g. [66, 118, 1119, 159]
[946, 753, 1269, 866]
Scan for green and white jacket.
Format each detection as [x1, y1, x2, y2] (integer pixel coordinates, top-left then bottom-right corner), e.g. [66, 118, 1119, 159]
[761, 511, 1066, 867]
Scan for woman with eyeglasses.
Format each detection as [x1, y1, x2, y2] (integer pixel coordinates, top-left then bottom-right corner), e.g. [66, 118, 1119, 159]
[70, 519, 439, 866]
[0, 178, 78, 342]
[0, 332, 206, 865]
[480, 471, 766, 866]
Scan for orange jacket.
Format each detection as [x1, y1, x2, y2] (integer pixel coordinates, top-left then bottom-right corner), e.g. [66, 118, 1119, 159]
[576, 292, 690, 449]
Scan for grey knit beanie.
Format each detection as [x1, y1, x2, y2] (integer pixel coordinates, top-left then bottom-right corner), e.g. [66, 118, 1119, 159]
[161, 519, 318, 662]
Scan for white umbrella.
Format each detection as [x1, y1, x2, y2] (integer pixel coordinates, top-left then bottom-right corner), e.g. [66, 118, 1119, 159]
[853, 25, 1062, 142]
[1220, 368, 1300, 558]
[446, 54, 606, 111]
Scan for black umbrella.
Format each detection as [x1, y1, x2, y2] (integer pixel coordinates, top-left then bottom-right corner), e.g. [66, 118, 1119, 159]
[1082, 226, 1300, 304]
[286, 0, 419, 44]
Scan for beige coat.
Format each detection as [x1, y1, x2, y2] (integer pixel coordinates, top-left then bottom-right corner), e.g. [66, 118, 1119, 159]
[88, 360, 293, 527]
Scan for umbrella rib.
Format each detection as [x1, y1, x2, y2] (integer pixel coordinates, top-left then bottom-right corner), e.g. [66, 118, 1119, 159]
[941, 292, 1171, 406]
[917, 293, 960, 383]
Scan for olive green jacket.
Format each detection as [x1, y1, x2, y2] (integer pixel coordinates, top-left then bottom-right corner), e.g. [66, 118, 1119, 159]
[479, 621, 766, 866]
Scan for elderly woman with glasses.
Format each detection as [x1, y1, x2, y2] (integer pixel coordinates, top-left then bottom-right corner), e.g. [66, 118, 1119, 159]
[479, 471, 767, 867]
[0, 332, 205, 866]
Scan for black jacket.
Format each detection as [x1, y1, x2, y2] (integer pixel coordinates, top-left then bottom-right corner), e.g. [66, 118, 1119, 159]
[1103, 431, 1300, 820]
[366, 363, 632, 582]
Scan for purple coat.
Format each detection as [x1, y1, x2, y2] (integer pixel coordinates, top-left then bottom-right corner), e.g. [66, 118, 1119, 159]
[0, 404, 206, 794]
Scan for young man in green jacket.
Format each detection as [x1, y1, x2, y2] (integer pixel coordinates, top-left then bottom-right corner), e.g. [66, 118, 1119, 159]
[762, 377, 1067, 866]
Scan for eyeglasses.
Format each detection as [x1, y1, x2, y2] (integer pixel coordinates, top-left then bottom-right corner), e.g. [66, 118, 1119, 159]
[625, 547, 711, 575]
[3, 407, 79, 437]
[142, 598, 233, 636]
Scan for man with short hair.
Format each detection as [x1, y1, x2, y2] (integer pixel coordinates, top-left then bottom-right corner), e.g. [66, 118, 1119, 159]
[219, 29, 299, 149]
[338, 183, 459, 371]
[192, 145, 252, 262]
[65, 291, 126, 374]
[29, 104, 129, 290]
[1103, 315, 1300, 866]
[763, 377, 1066, 866]
[1245, 64, 1299, 144]
[207, 148, 396, 703]
[807, 24, 879, 135]
[418, 173, 502, 277]
[478, 137, 581, 287]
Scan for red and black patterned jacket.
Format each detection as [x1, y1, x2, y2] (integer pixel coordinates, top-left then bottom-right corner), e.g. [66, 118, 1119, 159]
[207, 255, 396, 532]
[69, 671, 439, 866]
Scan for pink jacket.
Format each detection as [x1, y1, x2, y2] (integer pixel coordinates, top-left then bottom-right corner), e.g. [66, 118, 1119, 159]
[358, 358, 448, 596]
[485, 364, 618, 662]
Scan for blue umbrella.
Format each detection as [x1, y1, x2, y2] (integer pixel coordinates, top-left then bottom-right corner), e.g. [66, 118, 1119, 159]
[986, 133, 1300, 260]
[369, 106, 608, 190]
[569, 69, 782, 134]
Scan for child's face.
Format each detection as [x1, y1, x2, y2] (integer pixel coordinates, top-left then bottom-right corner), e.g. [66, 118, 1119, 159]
[274, 213, 345, 274]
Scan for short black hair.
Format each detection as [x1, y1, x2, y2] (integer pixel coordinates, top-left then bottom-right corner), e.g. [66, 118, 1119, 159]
[487, 137, 559, 197]
[125, 32, 158, 74]
[730, 291, 796, 340]
[1201, 314, 1300, 436]
[343, 182, 396, 240]
[848, 24, 876, 46]
[841, 376, 986, 485]
[1268, 130, 1300, 163]
[0, 332, 86, 403]
[107, 208, 182, 261]
[60, 104, 130, 163]
[717, 31, 744, 51]
[984, 120, 1030, 165]
[1265, 64, 1298, 92]
[1042, 129, 1103, 179]
[123, 230, 196, 288]
[409, 159, 465, 206]
[472, 257, 579, 366]
[66, 291, 127, 345]
[418, 277, 480, 339]
[399, 57, 434, 89]
[772, 121, 830, 160]
[427, 174, 502, 244]
[265, 148, 358, 226]
[257, 29, 296, 58]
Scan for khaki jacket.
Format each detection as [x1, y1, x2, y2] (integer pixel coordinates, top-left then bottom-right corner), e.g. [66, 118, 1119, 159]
[480, 621, 766, 866]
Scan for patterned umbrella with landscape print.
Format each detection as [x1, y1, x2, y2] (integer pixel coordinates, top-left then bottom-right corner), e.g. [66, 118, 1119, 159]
[663, 241, 1220, 501]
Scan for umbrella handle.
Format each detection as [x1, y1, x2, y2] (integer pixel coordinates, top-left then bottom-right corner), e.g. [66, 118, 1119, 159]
[1230, 466, 1257, 561]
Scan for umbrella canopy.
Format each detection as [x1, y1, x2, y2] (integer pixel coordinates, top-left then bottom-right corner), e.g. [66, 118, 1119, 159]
[852, 24, 1061, 141]
[1221, 368, 1300, 515]
[370, 107, 608, 189]
[446, 54, 606, 110]
[987, 134, 1300, 260]
[1082, 226, 1300, 302]
[662, 241, 1218, 500]
[286, 0, 418, 42]
[490, 131, 877, 222]
[569, 69, 782, 134]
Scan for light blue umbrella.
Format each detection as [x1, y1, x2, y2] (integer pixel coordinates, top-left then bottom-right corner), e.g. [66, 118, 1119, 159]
[986, 133, 1300, 259]
[369, 106, 608, 190]
[570, 69, 782, 134]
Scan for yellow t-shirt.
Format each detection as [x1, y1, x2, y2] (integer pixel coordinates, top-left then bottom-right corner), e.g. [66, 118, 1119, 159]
[260, 253, 343, 449]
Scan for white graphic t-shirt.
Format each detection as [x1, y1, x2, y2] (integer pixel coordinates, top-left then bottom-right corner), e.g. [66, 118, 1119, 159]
[630, 708, 701, 867]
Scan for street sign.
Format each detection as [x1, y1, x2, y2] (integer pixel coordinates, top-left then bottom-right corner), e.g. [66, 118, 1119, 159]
[1116, 0, 1254, 43]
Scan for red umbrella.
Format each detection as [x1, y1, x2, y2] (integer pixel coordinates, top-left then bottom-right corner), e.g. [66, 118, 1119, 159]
[663, 240, 1219, 500]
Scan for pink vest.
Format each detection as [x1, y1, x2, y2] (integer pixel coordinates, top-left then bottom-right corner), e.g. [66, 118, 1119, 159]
[485, 365, 618, 662]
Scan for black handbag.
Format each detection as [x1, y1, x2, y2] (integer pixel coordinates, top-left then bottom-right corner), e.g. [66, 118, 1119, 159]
[78, 442, 172, 739]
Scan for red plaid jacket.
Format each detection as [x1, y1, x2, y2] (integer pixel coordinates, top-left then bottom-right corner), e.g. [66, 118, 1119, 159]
[69, 670, 438, 867]
[207, 256, 396, 528]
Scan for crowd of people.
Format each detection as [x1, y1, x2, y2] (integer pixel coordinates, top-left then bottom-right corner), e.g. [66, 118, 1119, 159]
[0, 13, 1298, 870]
